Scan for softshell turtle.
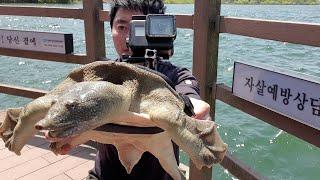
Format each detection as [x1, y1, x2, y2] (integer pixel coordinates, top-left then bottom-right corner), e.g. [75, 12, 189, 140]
[0, 61, 227, 180]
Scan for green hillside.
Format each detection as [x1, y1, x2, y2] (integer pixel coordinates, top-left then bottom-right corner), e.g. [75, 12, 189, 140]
[0, 0, 319, 5]
[165, 0, 319, 4]
[0, 0, 79, 3]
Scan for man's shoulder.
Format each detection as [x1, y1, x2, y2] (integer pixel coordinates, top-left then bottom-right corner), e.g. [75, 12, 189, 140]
[157, 60, 180, 79]
[157, 60, 181, 73]
[158, 60, 180, 69]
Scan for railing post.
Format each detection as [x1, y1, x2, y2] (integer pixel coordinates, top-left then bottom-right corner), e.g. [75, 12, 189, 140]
[83, 0, 106, 63]
[190, 0, 221, 179]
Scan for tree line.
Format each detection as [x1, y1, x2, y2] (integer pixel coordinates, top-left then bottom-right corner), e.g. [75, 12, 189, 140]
[165, 0, 319, 4]
[0, 0, 319, 4]
[223, 0, 319, 4]
[0, 0, 79, 3]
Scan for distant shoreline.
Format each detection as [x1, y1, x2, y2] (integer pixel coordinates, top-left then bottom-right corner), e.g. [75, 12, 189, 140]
[0, 0, 319, 5]
[164, 0, 319, 4]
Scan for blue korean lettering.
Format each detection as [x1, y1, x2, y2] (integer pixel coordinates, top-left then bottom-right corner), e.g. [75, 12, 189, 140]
[255, 80, 267, 96]
[293, 92, 308, 111]
[245, 77, 254, 92]
[267, 84, 278, 101]
[280, 88, 293, 105]
[310, 98, 320, 116]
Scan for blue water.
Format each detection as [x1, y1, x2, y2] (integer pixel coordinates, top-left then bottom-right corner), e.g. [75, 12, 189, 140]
[0, 3, 319, 179]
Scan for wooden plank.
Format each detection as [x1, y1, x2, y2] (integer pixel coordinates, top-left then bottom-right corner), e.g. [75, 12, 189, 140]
[216, 84, 320, 148]
[0, 157, 50, 180]
[99, 10, 194, 29]
[0, 146, 30, 160]
[219, 16, 320, 47]
[0, 127, 45, 163]
[0, 133, 94, 179]
[0, 83, 48, 99]
[41, 145, 93, 164]
[64, 160, 95, 180]
[49, 174, 72, 180]
[220, 152, 265, 180]
[0, 142, 50, 173]
[190, 0, 221, 180]
[98, 10, 110, 22]
[18, 147, 96, 180]
[83, 0, 106, 63]
[0, 48, 87, 64]
[175, 14, 193, 29]
[0, 6, 84, 19]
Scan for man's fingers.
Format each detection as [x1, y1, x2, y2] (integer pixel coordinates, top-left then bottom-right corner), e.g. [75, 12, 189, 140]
[189, 97, 211, 120]
[60, 144, 72, 155]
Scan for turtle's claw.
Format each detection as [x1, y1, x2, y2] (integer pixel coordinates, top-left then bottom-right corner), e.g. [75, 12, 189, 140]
[5, 136, 14, 152]
[5, 137, 10, 149]
[49, 142, 59, 155]
[2, 130, 13, 142]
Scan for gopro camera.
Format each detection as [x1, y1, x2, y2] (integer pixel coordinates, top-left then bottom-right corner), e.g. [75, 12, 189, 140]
[126, 14, 176, 61]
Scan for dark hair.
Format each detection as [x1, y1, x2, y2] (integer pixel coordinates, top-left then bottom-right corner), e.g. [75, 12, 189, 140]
[109, 0, 166, 28]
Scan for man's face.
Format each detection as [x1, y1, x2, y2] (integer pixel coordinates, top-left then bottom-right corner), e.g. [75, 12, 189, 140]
[112, 8, 143, 57]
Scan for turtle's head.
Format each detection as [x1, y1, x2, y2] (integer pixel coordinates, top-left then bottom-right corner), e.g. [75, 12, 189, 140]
[35, 81, 110, 138]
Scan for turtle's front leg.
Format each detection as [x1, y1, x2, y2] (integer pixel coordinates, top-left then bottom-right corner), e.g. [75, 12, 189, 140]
[1, 95, 56, 155]
[148, 103, 227, 170]
[0, 108, 22, 143]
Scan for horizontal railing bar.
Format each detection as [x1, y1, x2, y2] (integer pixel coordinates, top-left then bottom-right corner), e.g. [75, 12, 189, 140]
[216, 84, 320, 148]
[221, 152, 265, 180]
[99, 10, 110, 22]
[0, 48, 87, 64]
[0, 83, 48, 99]
[0, 6, 84, 19]
[175, 14, 194, 29]
[219, 16, 320, 47]
[99, 10, 194, 29]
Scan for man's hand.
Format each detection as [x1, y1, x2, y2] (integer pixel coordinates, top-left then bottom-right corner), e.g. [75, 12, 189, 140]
[44, 131, 76, 155]
[189, 97, 211, 120]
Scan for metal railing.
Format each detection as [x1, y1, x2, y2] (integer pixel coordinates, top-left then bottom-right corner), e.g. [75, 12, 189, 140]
[0, 0, 319, 179]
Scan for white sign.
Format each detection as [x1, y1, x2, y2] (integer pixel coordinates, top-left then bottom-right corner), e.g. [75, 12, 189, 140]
[0, 29, 73, 54]
[232, 61, 320, 130]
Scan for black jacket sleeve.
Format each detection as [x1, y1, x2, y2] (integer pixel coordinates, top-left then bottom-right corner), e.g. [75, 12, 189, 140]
[157, 61, 201, 100]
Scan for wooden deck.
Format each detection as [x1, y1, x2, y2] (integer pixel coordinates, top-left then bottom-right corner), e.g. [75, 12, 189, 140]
[0, 131, 96, 180]
[0, 110, 94, 180]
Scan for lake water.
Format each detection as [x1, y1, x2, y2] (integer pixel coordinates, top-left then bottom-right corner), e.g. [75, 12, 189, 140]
[0, 3, 319, 179]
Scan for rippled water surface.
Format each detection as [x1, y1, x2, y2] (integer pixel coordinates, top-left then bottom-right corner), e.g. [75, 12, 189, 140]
[0, 3, 319, 179]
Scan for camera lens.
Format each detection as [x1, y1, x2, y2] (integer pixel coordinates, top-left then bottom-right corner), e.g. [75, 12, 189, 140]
[147, 50, 155, 57]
